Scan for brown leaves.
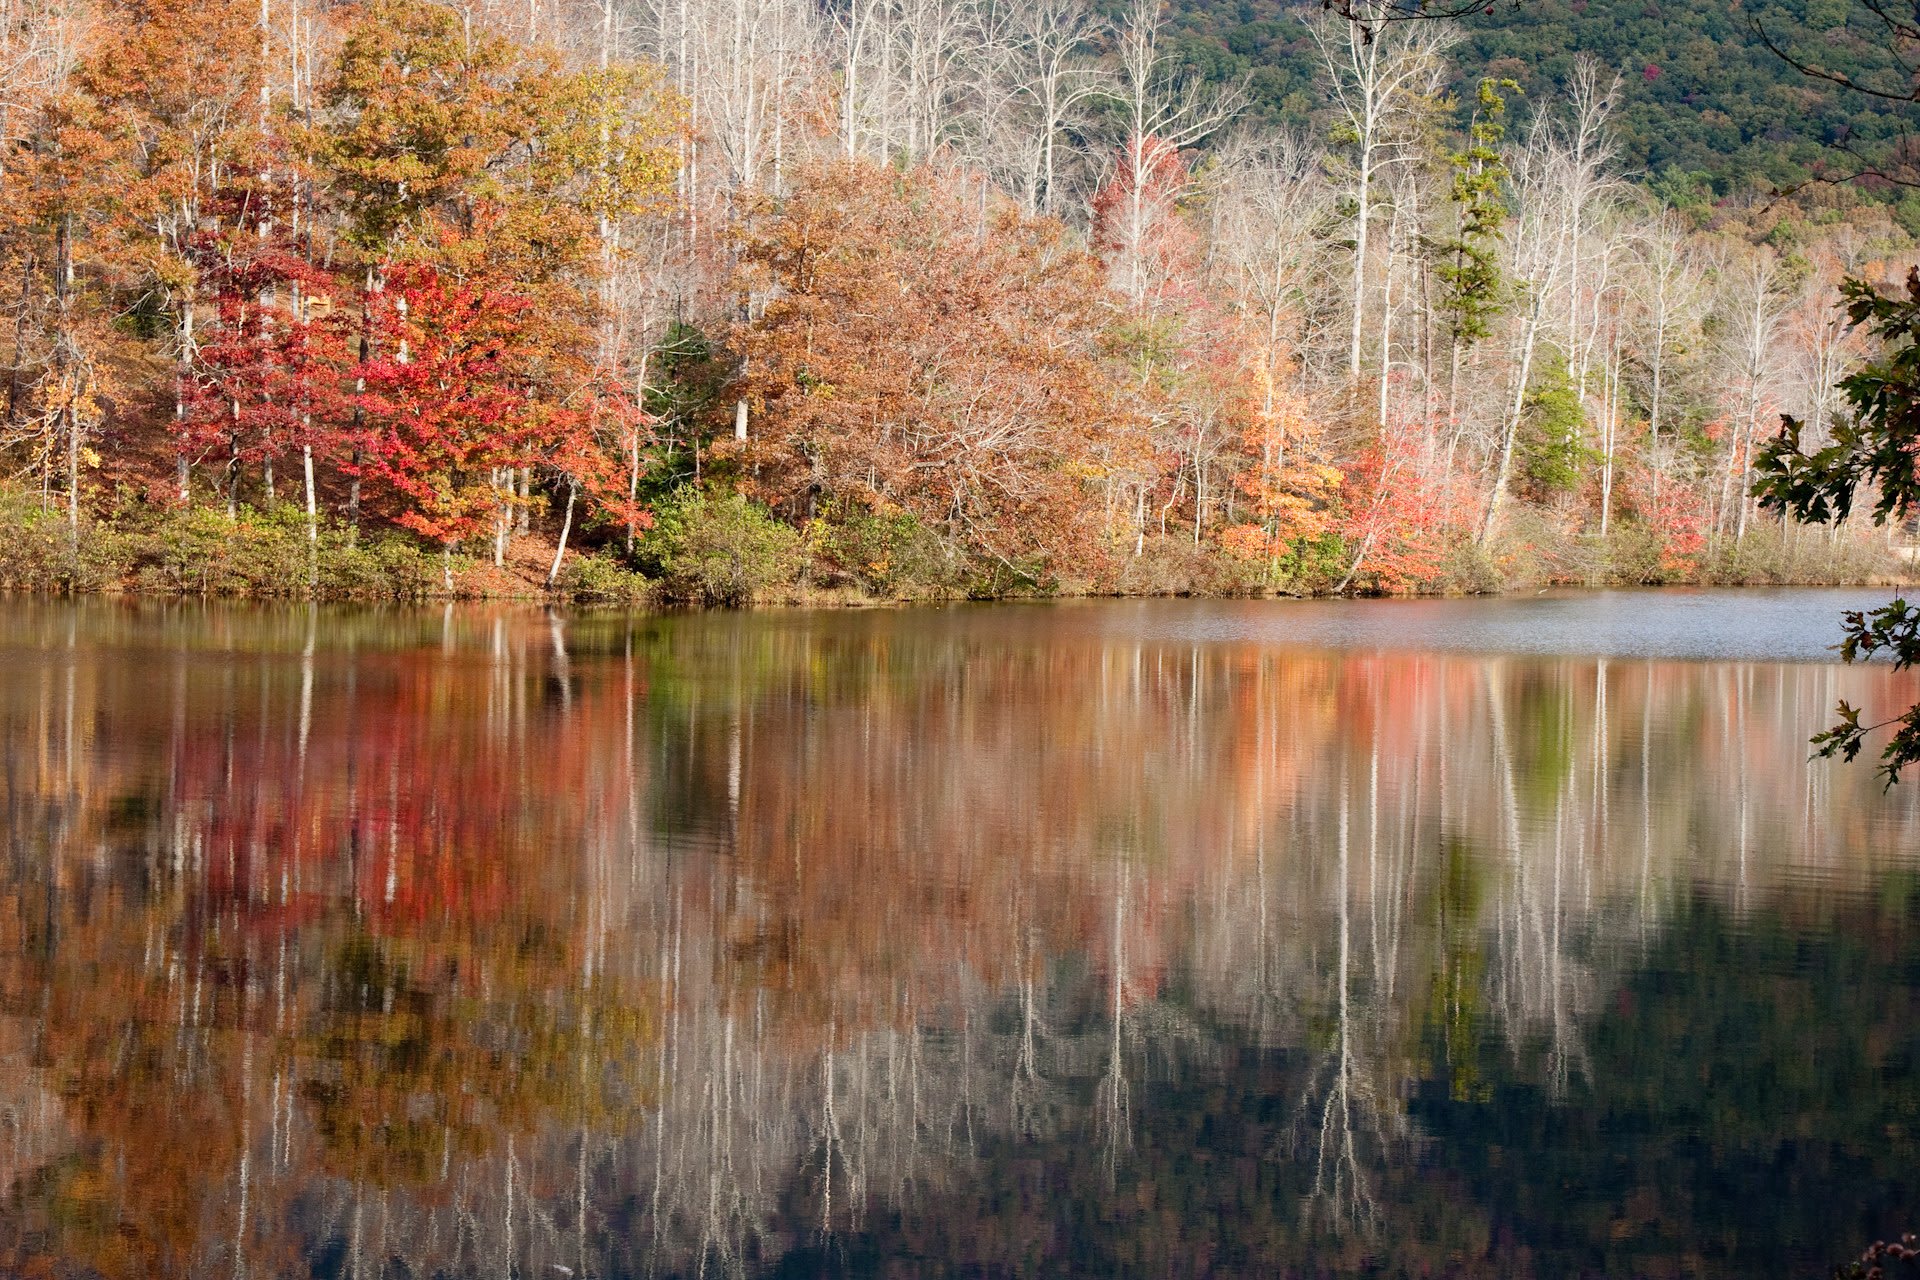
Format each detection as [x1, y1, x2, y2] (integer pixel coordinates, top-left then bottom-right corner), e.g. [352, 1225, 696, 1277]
[734, 160, 1119, 578]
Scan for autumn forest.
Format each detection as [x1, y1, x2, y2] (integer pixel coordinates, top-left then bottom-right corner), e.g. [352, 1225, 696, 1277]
[0, 0, 1914, 600]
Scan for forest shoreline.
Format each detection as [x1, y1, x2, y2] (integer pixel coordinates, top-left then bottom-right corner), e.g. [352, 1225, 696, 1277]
[3, 491, 1909, 609]
[10, 0, 1920, 667]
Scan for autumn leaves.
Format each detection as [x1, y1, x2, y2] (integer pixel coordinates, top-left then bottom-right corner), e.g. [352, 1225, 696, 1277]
[3, 0, 1902, 597]
[3, 0, 681, 573]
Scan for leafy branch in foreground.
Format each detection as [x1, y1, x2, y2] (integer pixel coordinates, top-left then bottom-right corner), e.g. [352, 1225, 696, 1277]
[1754, 270, 1920, 785]
[1834, 1231, 1920, 1280]
[1807, 601, 1920, 785]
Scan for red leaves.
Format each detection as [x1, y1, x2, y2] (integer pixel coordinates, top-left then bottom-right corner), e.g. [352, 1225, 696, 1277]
[568, 376, 657, 536]
[1635, 458, 1710, 578]
[354, 263, 541, 546]
[183, 244, 353, 485]
[1092, 134, 1202, 316]
[352, 259, 657, 549]
[1338, 420, 1458, 592]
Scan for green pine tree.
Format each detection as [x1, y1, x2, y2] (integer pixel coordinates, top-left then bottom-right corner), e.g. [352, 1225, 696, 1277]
[1431, 78, 1519, 422]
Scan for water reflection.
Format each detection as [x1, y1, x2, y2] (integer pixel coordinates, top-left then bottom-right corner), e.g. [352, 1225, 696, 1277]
[2, 599, 1918, 1278]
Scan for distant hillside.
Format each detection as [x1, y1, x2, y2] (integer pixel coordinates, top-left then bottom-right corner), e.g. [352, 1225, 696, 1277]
[1165, 0, 1919, 198]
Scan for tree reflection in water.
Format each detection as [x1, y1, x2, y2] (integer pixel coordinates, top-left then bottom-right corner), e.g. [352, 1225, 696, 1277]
[0, 600, 1917, 1278]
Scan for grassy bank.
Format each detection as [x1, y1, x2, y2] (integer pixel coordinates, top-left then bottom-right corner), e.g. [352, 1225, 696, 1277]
[0, 484, 1908, 608]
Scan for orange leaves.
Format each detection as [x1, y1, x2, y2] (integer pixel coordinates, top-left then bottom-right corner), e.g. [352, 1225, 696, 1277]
[735, 160, 1118, 573]
[77, 0, 267, 220]
[1337, 418, 1458, 593]
[1226, 354, 1340, 562]
[315, 0, 529, 249]
[1633, 455, 1711, 579]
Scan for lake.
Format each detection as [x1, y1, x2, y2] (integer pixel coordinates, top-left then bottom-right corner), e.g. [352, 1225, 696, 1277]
[3, 589, 1919, 1278]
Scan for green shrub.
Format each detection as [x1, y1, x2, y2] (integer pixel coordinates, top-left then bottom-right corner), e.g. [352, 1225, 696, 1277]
[1602, 519, 1684, 585]
[806, 504, 964, 598]
[129, 504, 433, 600]
[1112, 535, 1267, 597]
[638, 487, 804, 606]
[1434, 536, 1504, 594]
[1267, 531, 1349, 594]
[316, 529, 436, 601]
[132, 504, 319, 596]
[1708, 522, 1899, 586]
[2, 483, 451, 600]
[0, 490, 130, 593]
[554, 551, 653, 604]
[1490, 504, 1602, 589]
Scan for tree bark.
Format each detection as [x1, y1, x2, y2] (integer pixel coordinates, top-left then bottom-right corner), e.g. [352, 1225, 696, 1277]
[547, 479, 578, 586]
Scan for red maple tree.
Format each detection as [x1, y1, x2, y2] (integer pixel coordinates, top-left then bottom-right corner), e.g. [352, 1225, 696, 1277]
[353, 263, 547, 559]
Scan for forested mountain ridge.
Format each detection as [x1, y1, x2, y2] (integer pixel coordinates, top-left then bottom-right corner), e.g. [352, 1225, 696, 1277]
[1166, 0, 1920, 213]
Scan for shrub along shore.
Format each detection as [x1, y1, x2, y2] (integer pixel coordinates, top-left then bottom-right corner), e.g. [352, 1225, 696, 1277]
[1, 483, 1906, 608]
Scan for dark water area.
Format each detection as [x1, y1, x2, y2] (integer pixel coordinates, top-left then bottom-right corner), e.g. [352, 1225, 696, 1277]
[2, 593, 1919, 1278]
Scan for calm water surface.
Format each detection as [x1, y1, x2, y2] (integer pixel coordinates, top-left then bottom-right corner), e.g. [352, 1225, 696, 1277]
[3, 592, 1919, 1278]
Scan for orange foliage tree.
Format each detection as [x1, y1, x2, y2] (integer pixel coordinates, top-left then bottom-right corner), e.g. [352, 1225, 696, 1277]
[1220, 355, 1340, 580]
[294, 0, 679, 554]
[76, 0, 268, 501]
[733, 160, 1120, 582]
[1336, 415, 1455, 593]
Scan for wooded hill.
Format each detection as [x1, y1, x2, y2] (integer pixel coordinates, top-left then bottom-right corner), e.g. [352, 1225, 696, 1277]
[1167, 0, 1920, 213]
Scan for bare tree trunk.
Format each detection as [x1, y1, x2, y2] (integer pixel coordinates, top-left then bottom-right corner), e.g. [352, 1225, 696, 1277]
[347, 266, 376, 541]
[175, 302, 194, 502]
[494, 469, 511, 567]
[65, 400, 78, 543]
[1349, 146, 1370, 381]
[1599, 337, 1618, 540]
[6, 248, 32, 430]
[547, 479, 578, 586]
[303, 443, 318, 588]
[1376, 201, 1398, 427]
[55, 216, 80, 545]
[1334, 527, 1377, 595]
[1479, 293, 1545, 547]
